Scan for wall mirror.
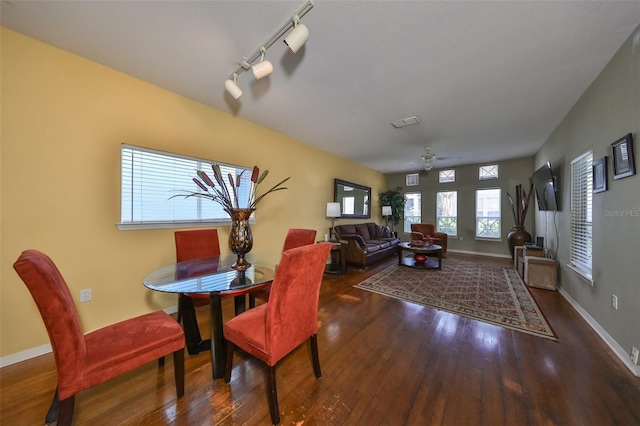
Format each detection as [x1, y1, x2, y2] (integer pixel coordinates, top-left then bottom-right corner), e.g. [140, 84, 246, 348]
[334, 179, 371, 219]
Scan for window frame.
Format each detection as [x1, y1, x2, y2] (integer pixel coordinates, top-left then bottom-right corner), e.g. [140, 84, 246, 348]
[479, 164, 499, 180]
[403, 192, 422, 233]
[406, 173, 419, 186]
[475, 187, 502, 239]
[436, 190, 458, 236]
[568, 150, 593, 284]
[118, 144, 252, 230]
[438, 169, 456, 183]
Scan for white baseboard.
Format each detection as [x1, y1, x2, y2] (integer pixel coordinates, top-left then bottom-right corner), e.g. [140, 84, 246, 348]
[0, 305, 179, 368]
[558, 287, 640, 377]
[447, 249, 511, 259]
[0, 343, 53, 368]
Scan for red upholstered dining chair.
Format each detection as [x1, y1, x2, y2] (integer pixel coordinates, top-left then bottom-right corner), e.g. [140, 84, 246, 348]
[248, 228, 317, 308]
[224, 242, 332, 425]
[175, 228, 256, 354]
[13, 250, 185, 426]
[174, 228, 222, 325]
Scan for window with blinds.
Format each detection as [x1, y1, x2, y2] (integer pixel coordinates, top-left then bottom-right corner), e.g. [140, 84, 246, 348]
[119, 144, 251, 229]
[570, 150, 593, 281]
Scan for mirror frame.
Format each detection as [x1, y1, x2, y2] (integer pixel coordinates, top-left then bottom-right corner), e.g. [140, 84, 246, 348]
[333, 179, 371, 219]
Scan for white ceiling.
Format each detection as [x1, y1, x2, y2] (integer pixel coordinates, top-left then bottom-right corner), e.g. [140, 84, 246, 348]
[2, 0, 639, 173]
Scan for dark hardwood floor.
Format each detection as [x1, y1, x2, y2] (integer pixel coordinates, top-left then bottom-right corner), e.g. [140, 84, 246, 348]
[2, 253, 639, 425]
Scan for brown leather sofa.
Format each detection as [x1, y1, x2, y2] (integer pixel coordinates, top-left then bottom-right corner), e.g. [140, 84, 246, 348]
[410, 223, 448, 257]
[333, 223, 400, 268]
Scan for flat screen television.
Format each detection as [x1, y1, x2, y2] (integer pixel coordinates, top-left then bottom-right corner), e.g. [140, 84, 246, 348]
[532, 162, 559, 211]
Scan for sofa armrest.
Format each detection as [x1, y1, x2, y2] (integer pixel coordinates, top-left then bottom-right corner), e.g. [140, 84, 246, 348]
[339, 234, 366, 250]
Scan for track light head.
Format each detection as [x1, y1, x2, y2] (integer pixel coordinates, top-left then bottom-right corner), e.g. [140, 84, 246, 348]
[252, 48, 273, 80]
[284, 18, 309, 53]
[225, 74, 242, 99]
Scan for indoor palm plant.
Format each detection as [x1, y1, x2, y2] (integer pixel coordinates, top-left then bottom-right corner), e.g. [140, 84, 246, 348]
[379, 187, 405, 234]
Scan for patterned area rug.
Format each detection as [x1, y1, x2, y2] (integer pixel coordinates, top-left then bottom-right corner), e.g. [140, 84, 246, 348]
[354, 258, 557, 340]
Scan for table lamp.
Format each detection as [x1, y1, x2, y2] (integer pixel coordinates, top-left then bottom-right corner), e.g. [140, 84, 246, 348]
[382, 205, 393, 231]
[326, 202, 341, 240]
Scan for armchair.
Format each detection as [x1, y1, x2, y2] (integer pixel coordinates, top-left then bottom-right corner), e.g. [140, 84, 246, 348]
[410, 223, 448, 257]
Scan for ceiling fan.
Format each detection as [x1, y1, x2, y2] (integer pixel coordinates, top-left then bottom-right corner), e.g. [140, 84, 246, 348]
[421, 147, 436, 171]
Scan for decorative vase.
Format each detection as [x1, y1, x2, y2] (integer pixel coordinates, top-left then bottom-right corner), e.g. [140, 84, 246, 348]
[414, 254, 427, 264]
[507, 226, 532, 260]
[228, 208, 255, 271]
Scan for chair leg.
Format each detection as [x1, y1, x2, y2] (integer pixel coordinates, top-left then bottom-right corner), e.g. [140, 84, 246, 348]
[249, 294, 256, 309]
[57, 395, 75, 426]
[267, 365, 280, 425]
[224, 340, 235, 383]
[158, 356, 165, 367]
[173, 348, 185, 398]
[45, 387, 59, 424]
[310, 334, 322, 378]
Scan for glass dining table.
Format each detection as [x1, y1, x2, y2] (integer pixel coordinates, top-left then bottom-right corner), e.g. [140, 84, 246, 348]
[142, 253, 279, 379]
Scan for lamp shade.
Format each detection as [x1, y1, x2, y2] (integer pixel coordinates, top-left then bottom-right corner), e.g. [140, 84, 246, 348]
[252, 60, 273, 80]
[326, 202, 341, 218]
[382, 206, 392, 216]
[224, 78, 243, 99]
[284, 23, 309, 53]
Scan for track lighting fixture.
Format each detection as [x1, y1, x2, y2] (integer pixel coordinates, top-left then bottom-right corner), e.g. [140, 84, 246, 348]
[252, 48, 273, 80]
[284, 16, 309, 53]
[223, 0, 313, 100]
[224, 73, 242, 99]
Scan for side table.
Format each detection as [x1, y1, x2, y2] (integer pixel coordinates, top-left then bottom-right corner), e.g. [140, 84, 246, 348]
[321, 240, 347, 274]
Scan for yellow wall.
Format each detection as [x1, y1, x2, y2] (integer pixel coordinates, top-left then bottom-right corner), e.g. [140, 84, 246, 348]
[0, 28, 386, 358]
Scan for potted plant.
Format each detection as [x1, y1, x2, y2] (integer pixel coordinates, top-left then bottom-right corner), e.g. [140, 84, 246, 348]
[379, 187, 405, 235]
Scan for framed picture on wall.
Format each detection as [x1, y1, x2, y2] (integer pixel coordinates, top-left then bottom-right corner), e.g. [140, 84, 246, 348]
[593, 155, 607, 194]
[610, 133, 635, 180]
[592, 156, 607, 193]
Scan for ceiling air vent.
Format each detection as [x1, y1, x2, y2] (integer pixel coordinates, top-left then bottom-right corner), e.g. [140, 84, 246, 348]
[391, 115, 420, 129]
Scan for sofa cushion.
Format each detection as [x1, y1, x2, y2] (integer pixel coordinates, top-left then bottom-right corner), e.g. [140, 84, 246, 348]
[338, 224, 357, 235]
[355, 223, 371, 241]
[365, 244, 381, 254]
[369, 240, 391, 249]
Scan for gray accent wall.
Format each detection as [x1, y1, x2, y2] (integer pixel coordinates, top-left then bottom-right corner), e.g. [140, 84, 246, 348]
[386, 156, 535, 258]
[536, 25, 640, 364]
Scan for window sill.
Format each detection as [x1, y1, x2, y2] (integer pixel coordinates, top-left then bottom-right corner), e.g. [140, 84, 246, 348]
[117, 218, 255, 231]
[474, 237, 503, 242]
[566, 264, 594, 286]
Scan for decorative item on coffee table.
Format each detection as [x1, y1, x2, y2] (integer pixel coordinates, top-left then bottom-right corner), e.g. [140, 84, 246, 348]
[398, 241, 442, 270]
[172, 164, 289, 270]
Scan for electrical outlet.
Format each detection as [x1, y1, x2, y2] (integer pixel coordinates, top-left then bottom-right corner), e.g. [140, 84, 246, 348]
[632, 347, 639, 365]
[612, 294, 618, 310]
[459, 236, 464, 241]
[80, 288, 92, 302]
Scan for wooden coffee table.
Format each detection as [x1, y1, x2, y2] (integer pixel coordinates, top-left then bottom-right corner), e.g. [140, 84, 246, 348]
[398, 242, 442, 270]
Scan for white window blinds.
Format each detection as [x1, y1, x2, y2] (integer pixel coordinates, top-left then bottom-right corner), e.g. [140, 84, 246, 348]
[570, 151, 593, 278]
[120, 144, 251, 228]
